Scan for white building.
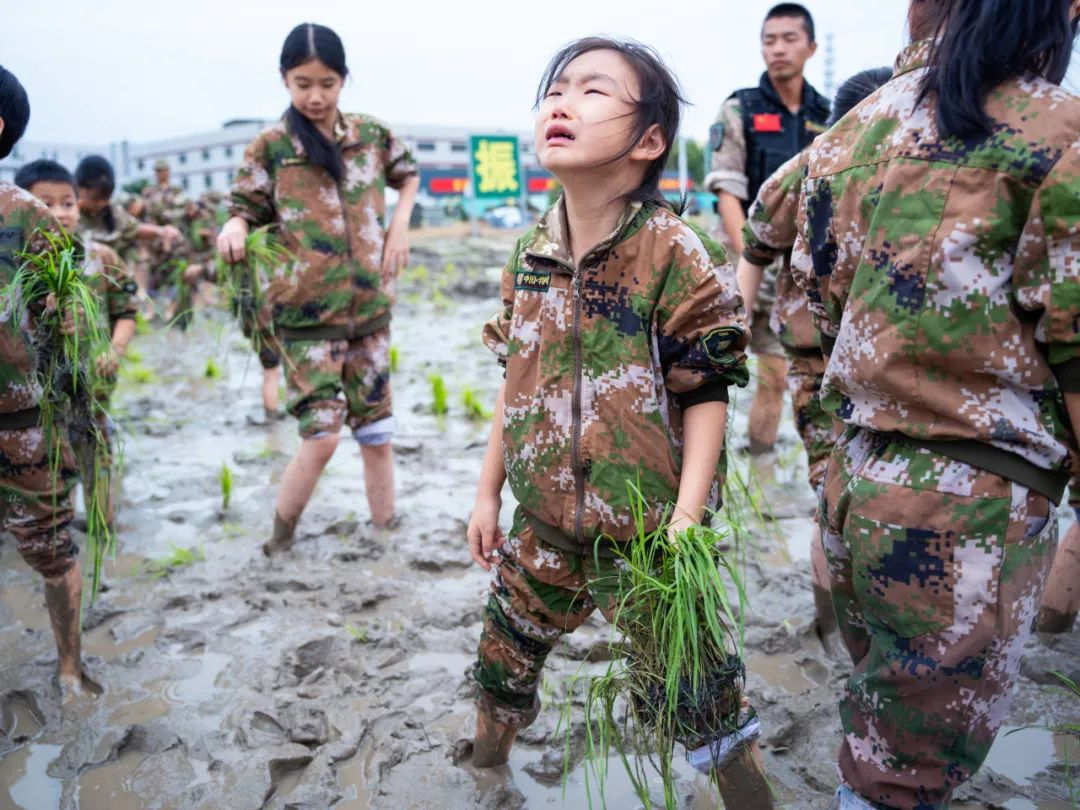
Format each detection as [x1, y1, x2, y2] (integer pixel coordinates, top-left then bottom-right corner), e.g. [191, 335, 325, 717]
[2, 121, 544, 197]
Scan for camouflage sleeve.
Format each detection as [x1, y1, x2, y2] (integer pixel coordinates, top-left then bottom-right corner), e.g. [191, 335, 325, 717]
[481, 239, 523, 367]
[1015, 134, 1080, 388]
[656, 224, 750, 407]
[790, 174, 836, 351]
[703, 98, 748, 200]
[114, 204, 142, 248]
[99, 246, 138, 322]
[742, 151, 808, 266]
[228, 133, 276, 226]
[383, 126, 419, 191]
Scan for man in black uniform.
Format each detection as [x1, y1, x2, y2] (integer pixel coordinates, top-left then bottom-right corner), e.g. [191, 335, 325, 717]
[705, 3, 829, 454]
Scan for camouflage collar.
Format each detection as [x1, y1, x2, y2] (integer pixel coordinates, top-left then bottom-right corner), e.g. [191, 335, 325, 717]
[332, 112, 349, 144]
[893, 39, 933, 78]
[525, 195, 645, 271]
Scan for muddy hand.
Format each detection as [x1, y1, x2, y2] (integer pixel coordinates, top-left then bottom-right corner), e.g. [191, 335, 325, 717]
[467, 495, 505, 571]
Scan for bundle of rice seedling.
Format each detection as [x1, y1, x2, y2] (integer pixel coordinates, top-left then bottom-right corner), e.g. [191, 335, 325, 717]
[217, 226, 290, 359]
[8, 230, 114, 600]
[572, 482, 749, 809]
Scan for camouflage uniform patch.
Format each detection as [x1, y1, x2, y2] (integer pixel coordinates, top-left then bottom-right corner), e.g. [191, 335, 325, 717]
[282, 328, 391, 439]
[821, 428, 1055, 808]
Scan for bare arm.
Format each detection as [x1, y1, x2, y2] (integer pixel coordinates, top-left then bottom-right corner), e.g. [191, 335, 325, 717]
[670, 400, 728, 538]
[110, 318, 136, 356]
[467, 382, 508, 570]
[718, 192, 746, 257]
[735, 255, 765, 315]
[382, 175, 420, 277]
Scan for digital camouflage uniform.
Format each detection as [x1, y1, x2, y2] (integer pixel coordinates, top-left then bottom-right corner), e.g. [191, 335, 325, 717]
[790, 39, 1080, 808]
[472, 197, 751, 730]
[141, 182, 188, 229]
[0, 182, 78, 579]
[79, 201, 142, 266]
[742, 148, 831, 490]
[228, 112, 417, 439]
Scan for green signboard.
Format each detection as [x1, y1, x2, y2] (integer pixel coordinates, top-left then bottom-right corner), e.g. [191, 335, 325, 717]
[470, 135, 521, 200]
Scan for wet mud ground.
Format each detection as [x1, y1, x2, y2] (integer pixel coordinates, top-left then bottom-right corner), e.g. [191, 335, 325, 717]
[1, 229, 1078, 809]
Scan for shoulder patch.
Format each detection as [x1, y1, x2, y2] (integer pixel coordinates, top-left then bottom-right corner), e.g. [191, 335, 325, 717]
[514, 269, 551, 292]
[709, 122, 726, 152]
[702, 325, 743, 365]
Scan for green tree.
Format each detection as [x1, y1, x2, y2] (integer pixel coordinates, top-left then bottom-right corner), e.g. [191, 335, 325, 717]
[666, 139, 705, 185]
[122, 178, 149, 196]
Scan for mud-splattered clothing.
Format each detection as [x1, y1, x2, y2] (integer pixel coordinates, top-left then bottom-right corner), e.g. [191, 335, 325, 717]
[0, 182, 77, 577]
[473, 508, 749, 742]
[228, 112, 418, 332]
[742, 149, 831, 490]
[281, 329, 391, 440]
[821, 428, 1055, 808]
[791, 38, 1080, 505]
[483, 197, 749, 555]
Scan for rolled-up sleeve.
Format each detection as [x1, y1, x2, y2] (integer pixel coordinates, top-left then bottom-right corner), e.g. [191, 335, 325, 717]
[383, 127, 419, 191]
[704, 98, 748, 201]
[742, 151, 808, 266]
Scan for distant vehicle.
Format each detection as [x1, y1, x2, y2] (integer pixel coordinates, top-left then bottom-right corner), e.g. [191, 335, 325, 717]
[484, 206, 525, 229]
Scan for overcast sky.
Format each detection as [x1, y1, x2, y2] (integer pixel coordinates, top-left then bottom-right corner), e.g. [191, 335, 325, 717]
[6, 0, 1080, 147]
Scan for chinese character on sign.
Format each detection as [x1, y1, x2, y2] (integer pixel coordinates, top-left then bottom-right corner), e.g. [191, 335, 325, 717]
[470, 136, 520, 199]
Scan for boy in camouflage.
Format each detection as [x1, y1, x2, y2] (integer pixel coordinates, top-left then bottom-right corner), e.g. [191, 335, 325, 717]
[0, 66, 90, 700]
[790, 1, 1080, 806]
[219, 24, 419, 553]
[464, 38, 771, 807]
[15, 160, 138, 526]
[736, 67, 893, 652]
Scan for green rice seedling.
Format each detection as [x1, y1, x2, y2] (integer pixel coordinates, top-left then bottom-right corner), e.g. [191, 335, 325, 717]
[568, 480, 750, 809]
[429, 373, 448, 416]
[166, 259, 195, 331]
[219, 463, 233, 511]
[345, 623, 369, 643]
[134, 310, 151, 335]
[123, 348, 143, 364]
[7, 230, 115, 601]
[218, 226, 290, 357]
[204, 358, 222, 379]
[121, 363, 157, 385]
[461, 386, 491, 422]
[389, 345, 400, 374]
[144, 544, 205, 579]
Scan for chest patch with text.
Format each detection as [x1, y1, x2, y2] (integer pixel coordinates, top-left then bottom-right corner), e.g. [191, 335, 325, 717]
[515, 270, 551, 292]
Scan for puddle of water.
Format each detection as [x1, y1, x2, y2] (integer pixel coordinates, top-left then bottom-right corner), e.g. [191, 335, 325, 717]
[106, 695, 171, 727]
[984, 725, 1078, 788]
[0, 743, 63, 809]
[78, 748, 143, 810]
[1, 695, 43, 741]
[148, 650, 231, 706]
[334, 748, 373, 810]
[84, 622, 160, 661]
[748, 652, 818, 694]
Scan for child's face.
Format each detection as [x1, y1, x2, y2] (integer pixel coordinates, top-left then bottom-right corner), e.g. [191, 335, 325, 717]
[78, 188, 110, 217]
[283, 59, 344, 126]
[534, 49, 647, 179]
[31, 181, 80, 232]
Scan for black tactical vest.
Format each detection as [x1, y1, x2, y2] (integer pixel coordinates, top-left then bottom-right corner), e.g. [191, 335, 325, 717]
[733, 73, 830, 213]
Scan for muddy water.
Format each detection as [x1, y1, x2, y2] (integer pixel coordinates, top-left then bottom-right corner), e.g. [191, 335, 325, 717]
[0, 231, 1077, 809]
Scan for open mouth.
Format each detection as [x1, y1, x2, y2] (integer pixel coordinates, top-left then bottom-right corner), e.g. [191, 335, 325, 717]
[545, 124, 576, 144]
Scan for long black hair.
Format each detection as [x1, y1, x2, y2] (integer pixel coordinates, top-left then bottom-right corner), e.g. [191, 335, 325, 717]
[536, 37, 686, 206]
[74, 155, 118, 232]
[920, 0, 1078, 139]
[280, 23, 348, 183]
[0, 65, 30, 160]
[828, 67, 894, 126]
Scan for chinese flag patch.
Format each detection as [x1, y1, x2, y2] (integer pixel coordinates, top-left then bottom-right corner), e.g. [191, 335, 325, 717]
[752, 113, 783, 133]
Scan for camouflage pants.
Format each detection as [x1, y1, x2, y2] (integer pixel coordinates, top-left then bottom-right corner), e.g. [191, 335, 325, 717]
[0, 424, 78, 578]
[473, 509, 746, 740]
[821, 428, 1056, 809]
[281, 328, 392, 440]
[785, 350, 832, 491]
[236, 297, 280, 370]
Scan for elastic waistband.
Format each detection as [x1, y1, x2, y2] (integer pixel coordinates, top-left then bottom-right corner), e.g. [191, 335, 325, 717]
[0, 406, 42, 431]
[882, 432, 1069, 505]
[279, 311, 392, 342]
[524, 511, 623, 559]
[783, 344, 824, 359]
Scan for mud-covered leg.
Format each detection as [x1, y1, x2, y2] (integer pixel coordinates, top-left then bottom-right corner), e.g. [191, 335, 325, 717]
[471, 520, 595, 767]
[261, 364, 281, 415]
[44, 563, 83, 694]
[359, 441, 394, 527]
[343, 328, 395, 528]
[1037, 521, 1080, 633]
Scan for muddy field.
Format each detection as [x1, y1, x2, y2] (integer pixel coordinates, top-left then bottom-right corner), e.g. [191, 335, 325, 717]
[1, 230, 1077, 810]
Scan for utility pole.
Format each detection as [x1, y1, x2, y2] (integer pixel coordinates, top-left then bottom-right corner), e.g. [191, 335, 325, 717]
[677, 134, 689, 196]
[824, 32, 837, 99]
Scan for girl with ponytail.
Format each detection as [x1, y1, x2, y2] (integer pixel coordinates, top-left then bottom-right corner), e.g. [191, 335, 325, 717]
[218, 23, 420, 556]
